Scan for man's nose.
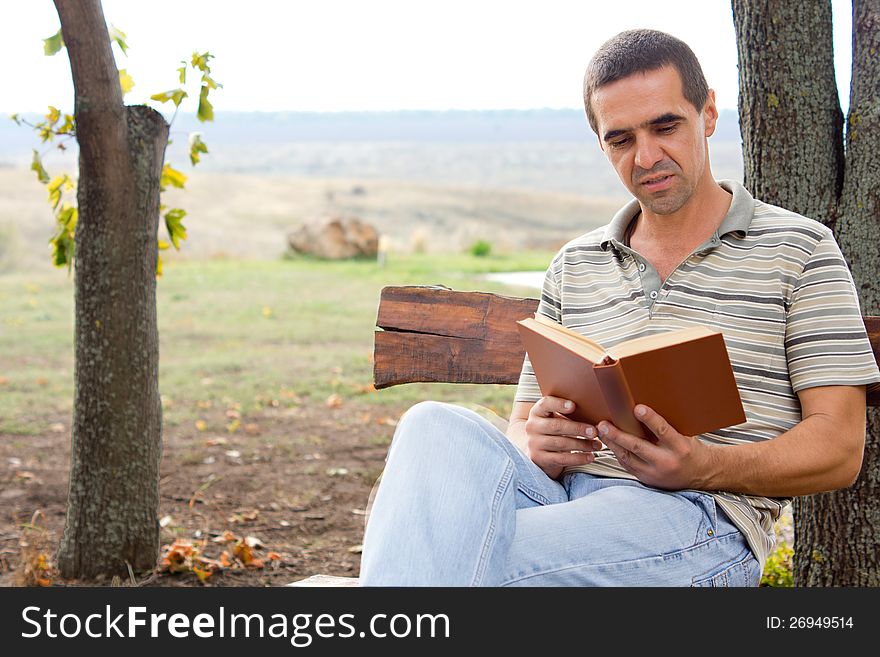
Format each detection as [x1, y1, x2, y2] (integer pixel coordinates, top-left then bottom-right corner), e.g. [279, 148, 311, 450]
[634, 136, 664, 170]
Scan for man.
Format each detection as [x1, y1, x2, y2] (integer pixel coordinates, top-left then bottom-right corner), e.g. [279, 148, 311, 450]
[359, 29, 880, 586]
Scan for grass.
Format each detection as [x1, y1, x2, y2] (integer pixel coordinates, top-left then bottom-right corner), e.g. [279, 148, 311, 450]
[0, 251, 553, 434]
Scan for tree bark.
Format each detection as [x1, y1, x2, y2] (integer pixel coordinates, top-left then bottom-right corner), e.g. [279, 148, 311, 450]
[800, 0, 880, 587]
[54, 0, 168, 578]
[732, 0, 844, 228]
[733, 0, 880, 585]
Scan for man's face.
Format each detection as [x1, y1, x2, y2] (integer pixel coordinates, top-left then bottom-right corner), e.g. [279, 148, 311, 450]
[590, 66, 717, 216]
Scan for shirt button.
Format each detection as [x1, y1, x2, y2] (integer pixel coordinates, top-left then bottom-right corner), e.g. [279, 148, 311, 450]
[649, 290, 658, 300]
[638, 262, 646, 272]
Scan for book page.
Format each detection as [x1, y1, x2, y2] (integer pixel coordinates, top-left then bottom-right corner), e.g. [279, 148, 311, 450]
[528, 315, 606, 362]
[608, 326, 717, 359]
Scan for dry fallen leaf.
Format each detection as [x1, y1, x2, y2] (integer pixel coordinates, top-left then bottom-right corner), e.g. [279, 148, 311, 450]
[244, 536, 265, 549]
[227, 509, 259, 524]
[325, 393, 344, 408]
[204, 436, 228, 446]
[195, 420, 207, 431]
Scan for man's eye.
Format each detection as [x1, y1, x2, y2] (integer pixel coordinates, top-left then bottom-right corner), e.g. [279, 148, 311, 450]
[609, 138, 630, 148]
[657, 124, 677, 133]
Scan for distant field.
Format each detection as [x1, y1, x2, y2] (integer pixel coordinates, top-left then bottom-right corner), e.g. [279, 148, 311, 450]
[0, 167, 620, 273]
[0, 252, 554, 435]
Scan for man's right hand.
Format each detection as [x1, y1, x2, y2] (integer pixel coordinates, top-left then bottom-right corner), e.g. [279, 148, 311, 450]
[508, 397, 604, 480]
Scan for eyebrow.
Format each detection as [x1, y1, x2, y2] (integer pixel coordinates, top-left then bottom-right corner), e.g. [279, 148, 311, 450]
[602, 112, 686, 142]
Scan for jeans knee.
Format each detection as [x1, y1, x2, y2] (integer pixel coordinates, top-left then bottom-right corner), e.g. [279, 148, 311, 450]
[391, 400, 502, 455]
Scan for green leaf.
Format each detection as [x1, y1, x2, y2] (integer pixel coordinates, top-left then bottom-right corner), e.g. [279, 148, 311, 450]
[119, 69, 135, 95]
[43, 30, 64, 56]
[188, 133, 209, 165]
[178, 61, 187, 84]
[10, 113, 21, 125]
[31, 150, 50, 184]
[197, 85, 214, 122]
[58, 204, 78, 231]
[160, 164, 187, 191]
[108, 25, 129, 56]
[150, 89, 188, 107]
[164, 208, 188, 249]
[49, 203, 77, 272]
[156, 252, 164, 277]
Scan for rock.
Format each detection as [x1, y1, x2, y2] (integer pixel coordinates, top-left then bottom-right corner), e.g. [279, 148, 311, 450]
[287, 217, 379, 259]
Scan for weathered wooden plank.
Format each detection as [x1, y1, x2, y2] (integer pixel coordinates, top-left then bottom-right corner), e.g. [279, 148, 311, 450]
[374, 331, 528, 388]
[373, 286, 880, 406]
[376, 285, 539, 338]
[374, 286, 538, 389]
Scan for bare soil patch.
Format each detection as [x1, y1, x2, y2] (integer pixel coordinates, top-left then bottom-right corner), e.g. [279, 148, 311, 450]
[0, 398, 405, 587]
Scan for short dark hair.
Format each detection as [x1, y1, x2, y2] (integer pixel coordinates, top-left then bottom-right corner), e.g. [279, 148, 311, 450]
[583, 29, 709, 134]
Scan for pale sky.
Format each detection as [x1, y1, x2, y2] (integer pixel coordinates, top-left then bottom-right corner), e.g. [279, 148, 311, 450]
[1, 0, 854, 114]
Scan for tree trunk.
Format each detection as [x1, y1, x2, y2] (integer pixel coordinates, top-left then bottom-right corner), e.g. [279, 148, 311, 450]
[54, 0, 168, 578]
[732, 0, 844, 227]
[803, 0, 880, 587]
[733, 0, 880, 585]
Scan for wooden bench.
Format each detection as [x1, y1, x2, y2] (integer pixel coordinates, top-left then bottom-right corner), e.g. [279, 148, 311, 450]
[289, 285, 880, 586]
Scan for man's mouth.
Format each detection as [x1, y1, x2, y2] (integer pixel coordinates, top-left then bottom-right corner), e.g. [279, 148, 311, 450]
[641, 174, 673, 186]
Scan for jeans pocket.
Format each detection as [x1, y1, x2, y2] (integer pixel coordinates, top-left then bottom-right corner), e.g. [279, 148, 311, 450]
[691, 546, 761, 587]
[676, 490, 718, 545]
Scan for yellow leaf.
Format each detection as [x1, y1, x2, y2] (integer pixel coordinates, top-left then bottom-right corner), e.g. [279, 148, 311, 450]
[118, 69, 135, 95]
[160, 164, 187, 191]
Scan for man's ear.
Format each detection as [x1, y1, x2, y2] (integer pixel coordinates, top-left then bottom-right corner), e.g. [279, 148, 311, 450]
[702, 89, 719, 138]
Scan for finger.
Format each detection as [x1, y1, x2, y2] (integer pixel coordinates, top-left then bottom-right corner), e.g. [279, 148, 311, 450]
[597, 421, 654, 464]
[529, 414, 597, 440]
[538, 435, 605, 453]
[534, 396, 577, 417]
[536, 449, 596, 469]
[633, 404, 683, 441]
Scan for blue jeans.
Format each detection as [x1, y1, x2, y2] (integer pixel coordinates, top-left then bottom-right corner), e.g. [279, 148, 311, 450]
[360, 401, 762, 586]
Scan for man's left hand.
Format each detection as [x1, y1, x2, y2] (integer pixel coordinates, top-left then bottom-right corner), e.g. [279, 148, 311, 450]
[597, 404, 713, 490]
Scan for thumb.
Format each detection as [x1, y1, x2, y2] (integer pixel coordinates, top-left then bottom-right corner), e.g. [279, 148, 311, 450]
[634, 404, 677, 441]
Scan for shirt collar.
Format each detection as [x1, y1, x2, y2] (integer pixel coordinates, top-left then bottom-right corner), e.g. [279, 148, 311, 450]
[600, 179, 754, 252]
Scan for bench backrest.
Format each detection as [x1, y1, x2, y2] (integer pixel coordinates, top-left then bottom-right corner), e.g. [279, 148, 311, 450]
[373, 285, 880, 406]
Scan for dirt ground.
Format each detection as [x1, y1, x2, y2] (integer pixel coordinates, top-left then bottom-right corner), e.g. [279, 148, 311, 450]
[0, 398, 408, 587]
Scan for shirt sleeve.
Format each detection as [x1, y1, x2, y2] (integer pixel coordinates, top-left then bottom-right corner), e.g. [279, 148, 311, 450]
[785, 231, 880, 393]
[514, 254, 564, 403]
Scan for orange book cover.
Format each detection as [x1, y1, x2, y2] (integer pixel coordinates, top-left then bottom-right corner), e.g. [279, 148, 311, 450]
[516, 316, 746, 438]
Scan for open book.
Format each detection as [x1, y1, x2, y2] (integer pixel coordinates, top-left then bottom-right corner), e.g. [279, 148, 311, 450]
[516, 315, 746, 439]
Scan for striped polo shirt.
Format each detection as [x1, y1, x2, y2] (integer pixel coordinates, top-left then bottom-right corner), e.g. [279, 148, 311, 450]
[514, 179, 880, 566]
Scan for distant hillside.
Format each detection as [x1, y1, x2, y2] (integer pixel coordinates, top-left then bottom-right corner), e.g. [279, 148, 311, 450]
[0, 109, 743, 197]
